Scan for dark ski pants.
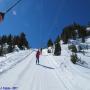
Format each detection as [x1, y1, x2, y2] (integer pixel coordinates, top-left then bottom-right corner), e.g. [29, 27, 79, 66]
[36, 58, 39, 64]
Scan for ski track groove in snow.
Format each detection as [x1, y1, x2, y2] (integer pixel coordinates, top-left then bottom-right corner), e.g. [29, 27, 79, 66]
[28, 63, 45, 90]
[0, 50, 34, 75]
[13, 52, 35, 87]
[17, 62, 37, 90]
[30, 70, 40, 90]
[49, 56, 90, 90]
[29, 71, 38, 90]
[47, 56, 71, 90]
[48, 56, 83, 90]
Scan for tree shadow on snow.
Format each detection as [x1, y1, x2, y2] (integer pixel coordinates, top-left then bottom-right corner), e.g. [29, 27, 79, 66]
[38, 64, 55, 69]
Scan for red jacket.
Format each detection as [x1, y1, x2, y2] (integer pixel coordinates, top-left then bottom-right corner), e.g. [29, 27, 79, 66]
[36, 50, 40, 59]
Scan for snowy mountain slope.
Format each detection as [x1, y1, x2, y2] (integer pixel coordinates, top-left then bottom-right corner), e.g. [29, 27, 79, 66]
[0, 46, 90, 90]
[0, 50, 33, 74]
[49, 45, 90, 90]
[66, 37, 90, 69]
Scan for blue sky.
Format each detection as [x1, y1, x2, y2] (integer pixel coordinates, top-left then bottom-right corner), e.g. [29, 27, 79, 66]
[0, 0, 90, 48]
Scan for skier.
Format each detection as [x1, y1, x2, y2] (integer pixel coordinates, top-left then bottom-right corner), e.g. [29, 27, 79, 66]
[36, 50, 40, 64]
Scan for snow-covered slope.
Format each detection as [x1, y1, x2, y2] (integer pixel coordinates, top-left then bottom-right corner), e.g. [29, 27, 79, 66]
[0, 50, 33, 74]
[0, 45, 90, 90]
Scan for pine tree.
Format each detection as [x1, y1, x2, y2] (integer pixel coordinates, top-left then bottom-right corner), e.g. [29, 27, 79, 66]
[1, 35, 7, 44]
[47, 39, 53, 47]
[54, 42, 61, 56]
[0, 36, 1, 44]
[18, 32, 29, 49]
[54, 35, 60, 44]
[7, 34, 14, 53]
[0, 33, 29, 54]
[13, 36, 20, 46]
[8, 45, 14, 53]
[61, 23, 87, 43]
[7, 34, 13, 45]
[0, 45, 3, 56]
[63, 34, 68, 44]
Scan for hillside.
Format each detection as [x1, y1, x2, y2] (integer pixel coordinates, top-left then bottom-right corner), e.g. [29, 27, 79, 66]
[0, 40, 90, 90]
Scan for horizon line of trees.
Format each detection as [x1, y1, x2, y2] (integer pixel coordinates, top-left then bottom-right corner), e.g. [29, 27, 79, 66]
[0, 32, 29, 56]
[61, 23, 90, 44]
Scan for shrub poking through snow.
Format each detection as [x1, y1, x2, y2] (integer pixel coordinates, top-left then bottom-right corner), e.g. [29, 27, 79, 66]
[68, 45, 77, 53]
[71, 53, 78, 64]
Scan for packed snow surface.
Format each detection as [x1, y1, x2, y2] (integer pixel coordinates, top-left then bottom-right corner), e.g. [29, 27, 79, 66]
[0, 45, 90, 90]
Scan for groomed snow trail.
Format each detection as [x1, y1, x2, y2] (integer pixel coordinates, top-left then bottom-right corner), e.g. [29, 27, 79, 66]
[0, 50, 90, 90]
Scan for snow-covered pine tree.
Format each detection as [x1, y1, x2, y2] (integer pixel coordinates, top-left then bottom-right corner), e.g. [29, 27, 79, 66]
[54, 42, 61, 56]
[18, 32, 29, 49]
